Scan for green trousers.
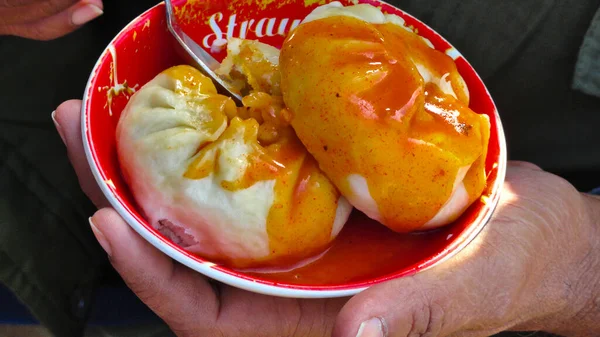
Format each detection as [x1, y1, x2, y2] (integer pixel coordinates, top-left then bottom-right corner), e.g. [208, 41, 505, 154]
[1, 0, 599, 336]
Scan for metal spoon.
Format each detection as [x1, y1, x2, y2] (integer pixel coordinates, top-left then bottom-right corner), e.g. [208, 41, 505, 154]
[164, 0, 243, 105]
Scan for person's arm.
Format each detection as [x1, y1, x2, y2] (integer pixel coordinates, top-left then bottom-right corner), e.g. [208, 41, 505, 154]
[549, 194, 600, 336]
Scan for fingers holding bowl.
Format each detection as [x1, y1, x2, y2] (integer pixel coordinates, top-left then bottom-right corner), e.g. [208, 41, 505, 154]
[53, 99, 109, 208]
[89, 207, 346, 337]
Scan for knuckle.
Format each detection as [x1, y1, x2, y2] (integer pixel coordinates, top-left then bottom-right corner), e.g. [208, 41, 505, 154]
[407, 302, 445, 337]
[37, 0, 75, 17]
[171, 326, 223, 337]
[5, 23, 65, 41]
[128, 280, 160, 306]
[120, 274, 171, 316]
[22, 23, 50, 39]
[0, 23, 15, 35]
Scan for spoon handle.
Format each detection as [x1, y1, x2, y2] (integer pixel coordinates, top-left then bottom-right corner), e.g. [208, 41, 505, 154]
[164, 0, 243, 105]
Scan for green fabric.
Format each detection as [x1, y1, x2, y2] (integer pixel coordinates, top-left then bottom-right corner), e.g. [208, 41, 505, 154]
[0, 1, 599, 336]
[0, 2, 159, 335]
[396, 0, 555, 79]
[0, 125, 102, 336]
[573, 6, 600, 98]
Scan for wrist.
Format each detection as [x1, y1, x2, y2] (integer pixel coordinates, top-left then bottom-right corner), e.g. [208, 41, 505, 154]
[550, 193, 600, 336]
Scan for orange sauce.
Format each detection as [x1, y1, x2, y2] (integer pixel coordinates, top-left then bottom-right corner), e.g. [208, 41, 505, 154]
[280, 16, 490, 233]
[245, 210, 458, 285]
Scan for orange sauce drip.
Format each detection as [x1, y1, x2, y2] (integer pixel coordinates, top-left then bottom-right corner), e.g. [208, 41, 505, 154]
[172, 66, 341, 268]
[280, 16, 490, 232]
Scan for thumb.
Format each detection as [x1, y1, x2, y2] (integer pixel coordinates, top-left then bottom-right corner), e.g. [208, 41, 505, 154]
[332, 214, 530, 337]
[332, 274, 462, 337]
[1, 1, 103, 41]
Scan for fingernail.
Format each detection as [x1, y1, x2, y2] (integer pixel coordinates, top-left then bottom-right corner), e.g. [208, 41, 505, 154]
[89, 217, 112, 257]
[356, 317, 385, 337]
[51, 111, 66, 144]
[71, 4, 103, 26]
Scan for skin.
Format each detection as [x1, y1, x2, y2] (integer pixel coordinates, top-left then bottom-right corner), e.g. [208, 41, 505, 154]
[54, 99, 600, 337]
[0, 0, 103, 40]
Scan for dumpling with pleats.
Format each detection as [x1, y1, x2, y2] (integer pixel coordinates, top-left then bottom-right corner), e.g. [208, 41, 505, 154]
[116, 65, 352, 269]
[280, 2, 491, 233]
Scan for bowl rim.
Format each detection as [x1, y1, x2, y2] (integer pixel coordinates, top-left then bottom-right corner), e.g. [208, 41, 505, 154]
[81, 0, 507, 299]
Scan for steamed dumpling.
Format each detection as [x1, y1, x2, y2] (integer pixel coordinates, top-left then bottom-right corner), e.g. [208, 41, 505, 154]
[116, 65, 352, 269]
[280, 3, 490, 233]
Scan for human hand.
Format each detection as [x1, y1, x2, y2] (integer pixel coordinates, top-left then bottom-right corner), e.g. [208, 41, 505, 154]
[54, 99, 599, 336]
[0, 0, 103, 40]
[53, 99, 348, 336]
[332, 163, 600, 337]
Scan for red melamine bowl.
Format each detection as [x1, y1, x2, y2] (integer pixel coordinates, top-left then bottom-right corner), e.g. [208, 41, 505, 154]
[82, 0, 507, 298]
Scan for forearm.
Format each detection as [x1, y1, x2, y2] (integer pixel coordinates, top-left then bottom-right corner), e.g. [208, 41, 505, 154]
[551, 193, 600, 336]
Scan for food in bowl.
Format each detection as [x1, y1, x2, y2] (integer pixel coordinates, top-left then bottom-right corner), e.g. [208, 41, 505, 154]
[117, 64, 352, 269]
[280, 2, 491, 233]
[115, 1, 491, 271]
